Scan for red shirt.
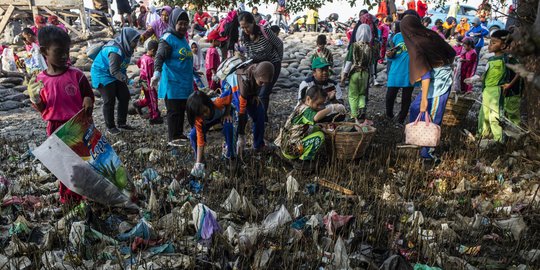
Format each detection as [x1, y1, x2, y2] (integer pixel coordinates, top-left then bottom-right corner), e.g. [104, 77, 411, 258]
[194, 12, 211, 27]
[417, 0, 428, 17]
[37, 67, 94, 122]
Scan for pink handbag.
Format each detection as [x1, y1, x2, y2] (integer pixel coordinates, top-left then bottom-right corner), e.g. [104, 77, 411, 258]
[405, 112, 441, 147]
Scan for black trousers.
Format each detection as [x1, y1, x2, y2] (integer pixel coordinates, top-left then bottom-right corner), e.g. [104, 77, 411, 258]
[259, 61, 281, 122]
[165, 98, 187, 141]
[98, 80, 130, 129]
[386, 86, 414, 123]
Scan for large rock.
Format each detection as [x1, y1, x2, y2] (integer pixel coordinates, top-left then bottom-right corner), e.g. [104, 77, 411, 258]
[5, 93, 26, 102]
[13, 85, 27, 92]
[0, 100, 22, 111]
[280, 68, 290, 77]
[0, 77, 23, 85]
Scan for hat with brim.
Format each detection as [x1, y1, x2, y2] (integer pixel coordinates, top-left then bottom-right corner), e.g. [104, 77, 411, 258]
[207, 30, 228, 42]
[311, 57, 331, 69]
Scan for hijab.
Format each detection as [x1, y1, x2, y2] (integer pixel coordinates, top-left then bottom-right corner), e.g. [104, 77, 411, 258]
[167, 8, 189, 38]
[355, 24, 372, 43]
[400, 15, 456, 84]
[238, 61, 274, 97]
[189, 40, 202, 70]
[150, 6, 172, 38]
[108, 27, 141, 58]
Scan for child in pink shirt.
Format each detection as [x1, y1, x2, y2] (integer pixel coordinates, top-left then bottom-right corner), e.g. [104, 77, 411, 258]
[29, 26, 94, 204]
[134, 40, 162, 124]
[205, 30, 226, 90]
[459, 38, 478, 93]
[378, 16, 392, 64]
[453, 35, 464, 56]
[21, 28, 39, 53]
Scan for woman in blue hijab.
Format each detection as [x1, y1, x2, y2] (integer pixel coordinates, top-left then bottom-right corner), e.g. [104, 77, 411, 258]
[91, 27, 140, 135]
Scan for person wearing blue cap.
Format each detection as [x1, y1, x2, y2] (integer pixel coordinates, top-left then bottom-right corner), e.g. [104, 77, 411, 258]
[465, 17, 489, 57]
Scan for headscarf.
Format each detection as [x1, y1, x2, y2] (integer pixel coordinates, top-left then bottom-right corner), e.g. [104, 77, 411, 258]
[253, 61, 274, 83]
[355, 24, 372, 43]
[108, 27, 141, 58]
[48, 15, 59, 25]
[400, 15, 456, 84]
[189, 40, 202, 70]
[146, 6, 160, 26]
[34, 15, 46, 27]
[360, 14, 375, 38]
[238, 61, 274, 97]
[167, 8, 189, 37]
[150, 6, 172, 38]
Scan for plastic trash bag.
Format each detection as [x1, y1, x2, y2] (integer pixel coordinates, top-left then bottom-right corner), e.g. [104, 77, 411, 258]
[24, 43, 47, 73]
[323, 210, 354, 235]
[33, 110, 137, 209]
[192, 203, 220, 240]
[221, 188, 242, 212]
[142, 168, 160, 183]
[262, 204, 292, 233]
[1, 47, 17, 72]
[380, 255, 413, 270]
[334, 236, 350, 269]
[494, 215, 527, 241]
[238, 223, 260, 254]
[286, 174, 299, 201]
[117, 218, 156, 241]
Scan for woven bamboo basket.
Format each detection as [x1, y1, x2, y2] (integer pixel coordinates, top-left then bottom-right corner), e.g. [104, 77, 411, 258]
[443, 94, 475, 127]
[321, 122, 377, 160]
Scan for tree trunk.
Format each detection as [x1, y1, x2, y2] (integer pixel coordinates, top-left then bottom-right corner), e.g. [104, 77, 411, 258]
[516, 0, 540, 132]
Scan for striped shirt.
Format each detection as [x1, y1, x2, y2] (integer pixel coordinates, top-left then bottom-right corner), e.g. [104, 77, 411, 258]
[241, 27, 283, 64]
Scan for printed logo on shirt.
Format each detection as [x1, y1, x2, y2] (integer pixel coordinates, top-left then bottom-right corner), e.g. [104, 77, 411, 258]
[178, 48, 193, 61]
[65, 84, 77, 96]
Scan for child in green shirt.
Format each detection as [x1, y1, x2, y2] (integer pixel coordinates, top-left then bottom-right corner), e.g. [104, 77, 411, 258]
[479, 30, 522, 142]
[275, 85, 346, 171]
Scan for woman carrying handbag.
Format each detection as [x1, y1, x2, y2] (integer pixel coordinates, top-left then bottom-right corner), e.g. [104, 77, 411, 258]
[400, 13, 456, 162]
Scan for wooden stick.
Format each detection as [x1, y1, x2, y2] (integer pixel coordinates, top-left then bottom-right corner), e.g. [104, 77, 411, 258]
[316, 178, 355, 195]
[0, 5, 15, 34]
[40, 6, 85, 38]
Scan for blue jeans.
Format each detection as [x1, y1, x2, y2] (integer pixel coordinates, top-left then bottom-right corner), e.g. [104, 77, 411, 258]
[409, 90, 449, 159]
[237, 100, 266, 149]
[189, 116, 235, 158]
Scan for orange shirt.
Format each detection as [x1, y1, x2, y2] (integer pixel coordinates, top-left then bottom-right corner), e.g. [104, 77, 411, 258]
[194, 95, 232, 147]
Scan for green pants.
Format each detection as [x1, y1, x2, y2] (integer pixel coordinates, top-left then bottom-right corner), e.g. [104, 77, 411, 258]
[348, 70, 369, 119]
[478, 86, 503, 142]
[504, 95, 521, 126]
[282, 131, 325, 161]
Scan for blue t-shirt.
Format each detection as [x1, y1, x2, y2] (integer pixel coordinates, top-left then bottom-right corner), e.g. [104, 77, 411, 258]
[387, 33, 412, 88]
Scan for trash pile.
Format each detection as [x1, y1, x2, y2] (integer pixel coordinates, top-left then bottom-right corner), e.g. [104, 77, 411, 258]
[1, 126, 540, 269]
[0, 47, 27, 111]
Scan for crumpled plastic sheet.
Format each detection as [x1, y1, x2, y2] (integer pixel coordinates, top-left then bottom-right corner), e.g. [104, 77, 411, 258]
[262, 204, 292, 233]
[117, 218, 156, 241]
[333, 236, 350, 269]
[192, 203, 220, 240]
[323, 210, 354, 235]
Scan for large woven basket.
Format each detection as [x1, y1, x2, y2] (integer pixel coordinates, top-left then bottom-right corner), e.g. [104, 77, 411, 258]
[443, 94, 475, 127]
[321, 122, 377, 160]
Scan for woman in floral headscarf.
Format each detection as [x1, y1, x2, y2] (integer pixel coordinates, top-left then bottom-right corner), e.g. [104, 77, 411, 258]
[141, 6, 173, 41]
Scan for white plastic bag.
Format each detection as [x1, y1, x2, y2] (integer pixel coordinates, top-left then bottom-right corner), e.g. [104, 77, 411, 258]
[1, 47, 17, 72]
[262, 204, 292, 232]
[221, 188, 242, 212]
[25, 43, 47, 73]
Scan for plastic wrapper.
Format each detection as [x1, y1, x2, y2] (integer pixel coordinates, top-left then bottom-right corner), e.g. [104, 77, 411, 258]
[286, 174, 299, 201]
[262, 204, 292, 233]
[192, 203, 220, 240]
[33, 110, 137, 209]
[24, 43, 47, 74]
[221, 188, 242, 212]
[333, 236, 350, 269]
[1, 47, 17, 72]
[323, 210, 354, 235]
